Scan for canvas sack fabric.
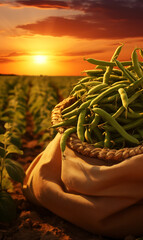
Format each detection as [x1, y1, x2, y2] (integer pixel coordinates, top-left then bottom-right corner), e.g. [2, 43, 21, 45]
[23, 133, 143, 239]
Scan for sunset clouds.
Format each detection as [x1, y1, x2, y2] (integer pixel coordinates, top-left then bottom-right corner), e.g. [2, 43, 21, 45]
[16, 14, 143, 39]
[2, 0, 143, 39]
[16, 0, 143, 39]
[15, 0, 69, 9]
[0, 0, 69, 9]
[0, 0, 143, 75]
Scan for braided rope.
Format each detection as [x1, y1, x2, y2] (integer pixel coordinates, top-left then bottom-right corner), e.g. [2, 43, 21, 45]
[51, 97, 143, 162]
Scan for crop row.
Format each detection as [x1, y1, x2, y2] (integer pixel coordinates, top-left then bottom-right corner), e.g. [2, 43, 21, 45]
[28, 76, 59, 143]
[0, 75, 79, 144]
[0, 75, 79, 222]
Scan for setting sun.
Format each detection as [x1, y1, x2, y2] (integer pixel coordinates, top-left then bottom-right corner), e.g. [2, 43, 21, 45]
[34, 55, 47, 64]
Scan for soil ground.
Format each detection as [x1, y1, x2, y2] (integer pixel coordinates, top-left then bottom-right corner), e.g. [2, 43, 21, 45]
[0, 112, 136, 240]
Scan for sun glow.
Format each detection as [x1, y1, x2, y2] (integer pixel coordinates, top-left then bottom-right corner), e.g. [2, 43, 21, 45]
[34, 55, 47, 64]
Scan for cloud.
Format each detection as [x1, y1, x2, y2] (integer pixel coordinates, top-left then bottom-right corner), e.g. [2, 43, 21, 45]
[0, 51, 29, 63]
[16, 13, 143, 39]
[2, 0, 69, 9]
[13, 0, 143, 39]
[17, 16, 96, 38]
[2, 0, 143, 15]
[0, 58, 14, 63]
[61, 49, 105, 56]
[0, 0, 10, 4]
[5, 51, 29, 57]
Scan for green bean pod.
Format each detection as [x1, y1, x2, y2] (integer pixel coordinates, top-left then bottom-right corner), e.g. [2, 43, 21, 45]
[90, 113, 100, 130]
[83, 69, 104, 76]
[105, 118, 143, 132]
[93, 127, 104, 141]
[96, 65, 106, 71]
[112, 134, 141, 146]
[115, 59, 136, 83]
[111, 69, 123, 76]
[62, 108, 79, 119]
[126, 66, 134, 71]
[112, 80, 130, 86]
[96, 76, 104, 82]
[104, 130, 111, 148]
[79, 99, 93, 110]
[108, 75, 126, 81]
[86, 94, 98, 100]
[139, 48, 143, 58]
[62, 99, 92, 119]
[125, 77, 143, 92]
[61, 99, 81, 115]
[78, 76, 92, 84]
[118, 88, 128, 109]
[112, 106, 125, 119]
[70, 81, 102, 95]
[98, 106, 125, 129]
[125, 110, 143, 119]
[94, 141, 104, 148]
[100, 93, 119, 104]
[125, 68, 138, 82]
[71, 81, 98, 95]
[84, 58, 134, 67]
[60, 127, 77, 153]
[132, 48, 143, 78]
[129, 103, 143, 110]
[70, 84, 83, 95]
[84, 127, 93, 143]
[103, 44, 123, 84]
[52, 115, 77, 128]
[90, 83, 127, 107]
[128, 89, 143, 105]
[73, 89, 86, 98]
[122, 118, 143, 131]
[92, 107, 139, 144]
[77, 109, 87, 142]
[87, 83, 108, 95]
[117, 117, 131, 124]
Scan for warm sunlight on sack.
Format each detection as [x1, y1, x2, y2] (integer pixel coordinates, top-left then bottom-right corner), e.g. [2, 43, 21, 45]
[23, 133, 143, 239]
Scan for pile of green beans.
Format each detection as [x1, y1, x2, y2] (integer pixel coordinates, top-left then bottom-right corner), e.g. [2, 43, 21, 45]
[52, 45, 143, 153]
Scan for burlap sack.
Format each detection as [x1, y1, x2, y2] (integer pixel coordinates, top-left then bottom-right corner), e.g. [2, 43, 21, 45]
[23, 133, 143, 239]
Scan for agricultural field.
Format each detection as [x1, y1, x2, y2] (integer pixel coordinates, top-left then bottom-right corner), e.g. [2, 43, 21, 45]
[1, 72, 143, 240]
[0, 75, 104, 240]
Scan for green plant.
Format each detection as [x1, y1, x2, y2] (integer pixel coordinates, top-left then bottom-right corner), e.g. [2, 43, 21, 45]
[28, 77, 59, 143]
[0, 123, 25, 222]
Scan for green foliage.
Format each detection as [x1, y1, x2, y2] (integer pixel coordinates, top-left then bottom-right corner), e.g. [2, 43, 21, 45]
[0, 75, 79, 223]
[48, 76, 79, 99]
[27, 76, 80, 144]
[28, 76, 59, 141]
[0, 80, 28, 147]
[0, 124, 25, 222]
[2, 169, 13, 193]
[0, 75, 80, 145]
[0, 191, 16, 222]
[5, 159, 24, 184]
[0, 123, 25, 188]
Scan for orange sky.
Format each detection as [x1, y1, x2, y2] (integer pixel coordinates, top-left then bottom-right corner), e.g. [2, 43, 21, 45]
[0, 0, 143, 76]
